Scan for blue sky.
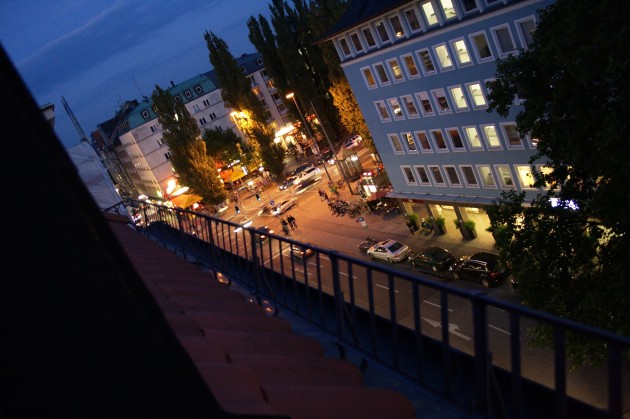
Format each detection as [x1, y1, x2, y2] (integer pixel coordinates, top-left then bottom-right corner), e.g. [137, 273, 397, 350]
[0, 0, 270, 148]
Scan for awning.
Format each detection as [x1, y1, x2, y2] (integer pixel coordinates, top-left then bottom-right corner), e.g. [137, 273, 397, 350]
[368, 188, 391, 201]
[386, 191, 496, 206]
[170, 194, 203, 208]
[220, 167, 247, 183]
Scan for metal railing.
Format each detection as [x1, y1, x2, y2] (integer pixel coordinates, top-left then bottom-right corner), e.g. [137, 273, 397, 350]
[124, 200, 629, 419]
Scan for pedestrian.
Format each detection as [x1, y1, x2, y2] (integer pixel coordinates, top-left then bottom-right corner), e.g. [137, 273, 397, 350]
[323, 191, 329, 201]
[280, 217, 290, 235]
[287, 215, 297, 229]
[318, 188, 325, 201]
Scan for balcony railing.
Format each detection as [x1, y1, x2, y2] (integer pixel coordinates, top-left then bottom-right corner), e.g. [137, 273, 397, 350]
[127, 199, 629, 419]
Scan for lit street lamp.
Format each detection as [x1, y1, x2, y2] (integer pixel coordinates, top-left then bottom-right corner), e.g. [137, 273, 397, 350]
[285, 92, 333, 183]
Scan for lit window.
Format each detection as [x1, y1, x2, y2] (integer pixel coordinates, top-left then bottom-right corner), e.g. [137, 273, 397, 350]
[445, 166, 461, 186]
[415, 92, 435, 116]
[350, 33, 363, 52]
[477, 165, 496, 188]
[373, 63, 390, 85]
[363, 27, 376, 48]
[492, 25, 517, 56]
[387, 58, 405, 82]
[417, 49, 437, 75]
[467, 82, 487, 107]
[431, 129, 448, 151]
[495, 165, 515, 188]
[415, 166, 431, 185]
[401, 95, 419, 118]
[402, 132, 418, 152]
[387, 98, 404, 119]
[404, 8, 422, 32]
[434, 44, 454, 70]
[502, 123, 523, 148]
[449, 86, 469, 110]
[415, 131, 432, 152]
[452, 39, 472, 65]
[375, 20, 390, 43]
[439, 0, 457, 20]
[388, 134, 404, 153]
[460, 166, 478, 187]
[421, 1, 439, 26]
[516, 165, 536, 189]
[362, 67, 377, 88]
[338, 37, 351, 56]
[481, 124, 502, 149]
[463, 126, 483, 150]
[375, 101, 391, 121]
[470, 32, 493, 61]
[446, 128, 465, 150]
[429, 166, 445, 185]
[389, 15, 405, 39]
[402, 166, 417, 184]
[401, 54, 420, 79]
[431, 88, 451, 114]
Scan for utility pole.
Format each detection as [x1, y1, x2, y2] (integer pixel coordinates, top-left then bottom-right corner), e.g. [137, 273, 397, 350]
[61, 96, 89, 143]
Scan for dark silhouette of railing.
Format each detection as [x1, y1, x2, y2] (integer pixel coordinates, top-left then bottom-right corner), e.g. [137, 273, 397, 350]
[128, 199, 629, 419]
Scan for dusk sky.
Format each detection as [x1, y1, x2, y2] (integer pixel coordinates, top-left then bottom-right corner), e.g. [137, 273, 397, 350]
[0, 0, 271, 149]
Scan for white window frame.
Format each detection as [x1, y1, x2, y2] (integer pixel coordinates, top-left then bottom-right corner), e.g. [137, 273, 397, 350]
[444, 165, 462, 187]
[477, 165, 497, 189]
[460, 165, 480, 188]
[375, 101, 391, 122]
[491, 24, 518, 57]
[337, 36, 352, 57]
[448, 85, 469, 111]
[416, 48, 437, 76]
[362, 26, 377, 49]
[400, 54, 421, 79]
[414, 165, 432, 186]
[463, 125, 484, 151]
[374, 20, 391, 44]
[466, 81, 488, 109]
[515, 16, 536, 49]
[388, 133, 405, 154]
[431, 88, 451, 114]
[349, 31, 364, 53]
[420, 1, 440, 27]
[445, 127, 466, 151]
[428, 165, 446, 186]
[387, 97, 405, 120]
[515, 165, 536, 190]
[403, 7, 423, 33]
[439, 0, 458, 21]
[480, 124, 502, 150]
[451, 38, 473, 67]
[387, 58, 405, 83]
[469, 31, 494, 63]
[402, 131, 419, 153]
[361, 66, 377, 89]
[373, 63, 391, 86]
[401, 165, 418, 185]
[431, 129, 449, 152]
[433, 43, 454, 71]
[461, 0, 479, 14]
[494, 164, 516, 189]
[389, 13, 406, 40]
[401, 95, 420, 118]
[501, 122, 524, 149]
[415, 130, 433, 153]
[415, 91, 435, 117]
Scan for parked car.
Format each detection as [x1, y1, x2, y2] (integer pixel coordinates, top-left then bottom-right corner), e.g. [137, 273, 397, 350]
[357, 236, 380, 254]
[278, 175, 297, 190]
[343, 134, 363, 150]
[290, 243, 314, 259]
[409, 246, 456, 272]
[449, 252, 509, 288]
[254, 226, 274, 245]
[271, 199, 296, 216]
[367, 239, 412, 263]
[293, 166, 321, 186]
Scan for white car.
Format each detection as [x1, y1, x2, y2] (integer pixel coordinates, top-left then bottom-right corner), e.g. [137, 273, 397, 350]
[271, 199, 296, 216]
[293, 166, 321, 186]
[367, 239, 412, 263]
[343, 135, 363, 150]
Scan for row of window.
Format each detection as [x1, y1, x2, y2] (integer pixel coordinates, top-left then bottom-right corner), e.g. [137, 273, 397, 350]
[338, 0, 534, 62]
[360, 19, 534, 93]
[400, 162, 544, 191]
[386, 122, 534, 155]
[199, 112, 218, 126]
[374, 80, 489, 122]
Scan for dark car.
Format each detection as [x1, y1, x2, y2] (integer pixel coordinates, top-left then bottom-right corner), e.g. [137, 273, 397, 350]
[449, 252, 509, 288]
[409, 246, 455, 272]
[253, 226, 274, 245]
[290, 243, 314, 259]
[278, 175, 298, 190]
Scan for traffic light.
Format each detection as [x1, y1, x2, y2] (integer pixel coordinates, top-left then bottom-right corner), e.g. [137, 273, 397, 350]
[235, 205, 240, 213]
[255, 193, 261, 201]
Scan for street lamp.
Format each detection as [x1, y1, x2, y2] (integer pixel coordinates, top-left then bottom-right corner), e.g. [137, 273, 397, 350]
[285, 92, 333, 183]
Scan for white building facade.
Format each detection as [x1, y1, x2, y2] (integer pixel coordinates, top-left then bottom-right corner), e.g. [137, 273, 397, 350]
[322, 0, 553, 233]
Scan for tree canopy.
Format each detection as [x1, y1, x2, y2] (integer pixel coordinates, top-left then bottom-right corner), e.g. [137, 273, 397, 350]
[486, 0, 630, 367]
[151, 86, 226, 206]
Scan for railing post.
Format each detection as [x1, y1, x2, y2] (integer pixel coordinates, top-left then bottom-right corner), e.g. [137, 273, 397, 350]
[328, 251, 345, 341]
[472, 293, 489, 415]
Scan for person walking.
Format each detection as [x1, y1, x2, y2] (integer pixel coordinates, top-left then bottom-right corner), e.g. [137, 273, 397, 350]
[280, 217, 290, 235]
[287, 214, 297, 229]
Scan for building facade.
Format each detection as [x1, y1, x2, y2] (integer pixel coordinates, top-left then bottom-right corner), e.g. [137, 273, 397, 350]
[322, 0, 553, 234]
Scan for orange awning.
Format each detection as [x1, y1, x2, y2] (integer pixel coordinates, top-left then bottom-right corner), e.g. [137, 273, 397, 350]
[170, 194, 203, 208]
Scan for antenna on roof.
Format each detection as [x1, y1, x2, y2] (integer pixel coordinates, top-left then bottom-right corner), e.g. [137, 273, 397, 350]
[61, 96, 89, 143]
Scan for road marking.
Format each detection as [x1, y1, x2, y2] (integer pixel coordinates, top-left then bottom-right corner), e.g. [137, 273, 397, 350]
[375, 284, 399, 293]
[489, 324, 511, 336]
[422, 317, 472, 341]
[423, 300, 453, 312]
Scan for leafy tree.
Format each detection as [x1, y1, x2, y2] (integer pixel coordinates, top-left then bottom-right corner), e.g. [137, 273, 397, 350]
[151, 86, 226, 205]
[202, 127, 246, 167]
[486, 0, 630, 367]
[329, 78, 372, 149]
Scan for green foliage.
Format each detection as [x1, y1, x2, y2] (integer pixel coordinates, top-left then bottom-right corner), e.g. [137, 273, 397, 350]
[202, 127, 243, 166]
[151, 86, 226, 205]
[250, 125, 285, 179]
[407, 213, 419, 229]
[435, 217, 445, 228]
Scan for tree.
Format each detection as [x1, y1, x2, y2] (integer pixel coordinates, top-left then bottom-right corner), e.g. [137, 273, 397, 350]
[486, 0, 630, 367]
[202, 127, 246, 167]
[151, 86, 226, 205]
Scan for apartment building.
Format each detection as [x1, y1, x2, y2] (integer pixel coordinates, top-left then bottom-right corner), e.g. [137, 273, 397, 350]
[320, 0, 552, 232]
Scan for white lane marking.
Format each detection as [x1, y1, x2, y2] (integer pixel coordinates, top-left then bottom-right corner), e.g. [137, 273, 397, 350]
[489, 324, 511, 336]
[423, 300, 453, 312]
[375, 284, 399, 293]
[422, 317, 472, 341]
